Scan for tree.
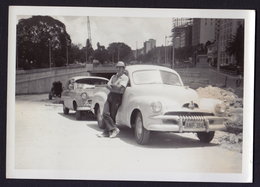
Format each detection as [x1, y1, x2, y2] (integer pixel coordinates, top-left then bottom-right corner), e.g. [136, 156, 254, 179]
[93, 42, 109, 64]
[107, 42, 133, 63]
[69, 44, 86, 64]
[226, 24, 244, 73]
[17, 16, 71, 69]
[175, 46, 194, 61]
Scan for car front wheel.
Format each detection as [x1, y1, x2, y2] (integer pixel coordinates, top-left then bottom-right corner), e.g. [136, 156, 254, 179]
[134, 112, 150, 145]
[197, 131, 215, 143]
[48, 92, 52, 100]
[76, 110, 82, 120]
[96, 107, 105, 129]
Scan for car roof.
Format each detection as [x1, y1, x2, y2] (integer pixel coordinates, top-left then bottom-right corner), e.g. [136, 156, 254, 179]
[70, 76, 109, 81]
[125, 64, 179, 74]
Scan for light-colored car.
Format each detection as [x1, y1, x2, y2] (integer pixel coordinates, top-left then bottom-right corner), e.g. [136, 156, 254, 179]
[92, 65, 227, 144]
[62, 76, 109, 120]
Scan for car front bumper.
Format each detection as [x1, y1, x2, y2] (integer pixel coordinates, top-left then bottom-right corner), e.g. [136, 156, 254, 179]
[148, 115, 227, 132]
[77, 106, 91, 111]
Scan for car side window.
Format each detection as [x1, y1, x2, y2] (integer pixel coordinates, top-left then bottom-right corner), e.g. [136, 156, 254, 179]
[160, 70, 182, 86]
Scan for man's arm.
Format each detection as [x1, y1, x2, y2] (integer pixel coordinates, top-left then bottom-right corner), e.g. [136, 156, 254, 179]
[106, 77, 122, 93]
[110, 84, 126, 94]
[109, 75, 129, 94]
[112, 74, 129, 94]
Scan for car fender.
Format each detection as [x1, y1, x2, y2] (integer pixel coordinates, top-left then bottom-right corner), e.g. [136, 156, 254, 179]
[123, 95, 165, 128]
[91, 90, 108, 114]
[199, 98, 222, 112]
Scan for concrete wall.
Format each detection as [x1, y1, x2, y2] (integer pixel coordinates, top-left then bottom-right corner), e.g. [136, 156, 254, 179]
[16, 64, 243, 97]
[16, 66, 92, 94]
[177, 68, 243, 97]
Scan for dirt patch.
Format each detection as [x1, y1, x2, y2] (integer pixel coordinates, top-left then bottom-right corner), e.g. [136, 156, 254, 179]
[212, 131, 243, 153]
[196, 86, 243, 152]
[197, 86, 243, 132]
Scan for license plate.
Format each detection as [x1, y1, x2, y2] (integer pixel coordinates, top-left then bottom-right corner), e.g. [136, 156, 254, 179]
[185, 120, 205, 129]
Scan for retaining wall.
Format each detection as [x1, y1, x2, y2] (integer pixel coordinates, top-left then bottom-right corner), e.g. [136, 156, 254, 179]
[15, 65, 243, 96]
[16, 65, 92, 94]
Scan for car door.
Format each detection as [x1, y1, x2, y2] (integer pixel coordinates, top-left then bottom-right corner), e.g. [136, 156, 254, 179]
[116, 71, 132, 127]
[62, 79, 75, 110]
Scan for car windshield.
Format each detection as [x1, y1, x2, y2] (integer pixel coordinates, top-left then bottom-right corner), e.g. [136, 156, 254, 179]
[76, 78, 107, 85]
[75, 78, 108, 89]
[132, 70, 182, 86]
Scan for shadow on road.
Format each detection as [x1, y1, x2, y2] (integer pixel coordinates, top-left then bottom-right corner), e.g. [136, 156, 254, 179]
[58, 112, 96, 121]
[86, 123, 219, 149]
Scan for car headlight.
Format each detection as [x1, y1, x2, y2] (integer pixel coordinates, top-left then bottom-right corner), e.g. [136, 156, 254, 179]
[151, 101, 162, 113]
[81, 93, 88, 100]
[215, 103, 227, 114]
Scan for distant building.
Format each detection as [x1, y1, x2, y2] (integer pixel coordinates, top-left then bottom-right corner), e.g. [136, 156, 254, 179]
[181, 25, 192, 47]
[172, 18, 216, 48]
[174, 37, 181, 48]
[143, 39, 156, 54]
[207, 41, 218, 66]
[192, 18, 216, 46]
[172, 18, 193, 49]
[133, 48, 145, 59]
[172, 18, 193, 28]
[217, 19, 244, 66]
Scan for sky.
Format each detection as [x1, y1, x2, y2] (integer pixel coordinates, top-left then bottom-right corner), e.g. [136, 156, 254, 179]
[18, 15, 173, 50]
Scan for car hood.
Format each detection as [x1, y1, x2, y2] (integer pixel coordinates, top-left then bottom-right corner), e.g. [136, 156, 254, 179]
[132, 84, 199, 105]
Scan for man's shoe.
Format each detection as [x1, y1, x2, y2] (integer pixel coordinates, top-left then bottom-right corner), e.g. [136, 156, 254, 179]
[109, 128, 120, 138]
[97, 132, 109, 138]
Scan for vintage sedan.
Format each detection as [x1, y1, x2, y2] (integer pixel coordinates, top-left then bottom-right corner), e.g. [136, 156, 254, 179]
[92, 65, 228, 144]
[61, 76, 109, 120]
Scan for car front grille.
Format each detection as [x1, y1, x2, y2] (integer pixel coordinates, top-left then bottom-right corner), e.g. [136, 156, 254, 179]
[164, 111, 214, 116]
[163, 112, 214, 124]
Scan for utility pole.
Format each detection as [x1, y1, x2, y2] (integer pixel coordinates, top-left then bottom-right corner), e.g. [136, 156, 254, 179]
[49, 39, 51, 68]
[112, 50, 114, 63]
[216, 21, 220, 71]
[118, 47, 119, 61]
[86, 39, 88, 63]
[172, 37, 175, 69]
[87, 16, 92, 44]
[86, 16, 92, 63]
[118, 44, 121, 61]
[136, 41, 138, 60]
[158, 45, 161, 64]
[165, 36, 167, 64]
[66, 39, 69, 67]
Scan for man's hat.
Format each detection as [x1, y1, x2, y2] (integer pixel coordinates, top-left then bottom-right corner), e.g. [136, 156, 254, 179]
[116, 61, 125, 67]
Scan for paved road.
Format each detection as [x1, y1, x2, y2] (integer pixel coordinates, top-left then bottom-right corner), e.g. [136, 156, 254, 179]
[14, 94, 242, 180]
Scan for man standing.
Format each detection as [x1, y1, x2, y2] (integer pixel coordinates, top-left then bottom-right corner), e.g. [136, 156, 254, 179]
[98, 61, 129, 138]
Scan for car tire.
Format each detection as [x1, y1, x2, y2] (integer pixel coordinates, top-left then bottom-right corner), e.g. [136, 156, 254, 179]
[76, 110, 82, 120]
[63, 104, 69, 115]
[134, 112, 150, 145]
[96, 107, 105, 129]
[197, 131, 215, 143]
[48, 93, 52, 100]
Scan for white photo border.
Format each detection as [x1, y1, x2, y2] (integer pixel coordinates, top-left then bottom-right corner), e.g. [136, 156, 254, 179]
[7, 6, 255, 182]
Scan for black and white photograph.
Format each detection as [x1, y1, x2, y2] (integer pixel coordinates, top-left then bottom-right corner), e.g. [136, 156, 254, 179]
[6, 6, 255, 182]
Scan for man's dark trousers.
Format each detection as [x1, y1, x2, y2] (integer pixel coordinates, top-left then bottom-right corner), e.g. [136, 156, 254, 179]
[102, 92, 123, 133]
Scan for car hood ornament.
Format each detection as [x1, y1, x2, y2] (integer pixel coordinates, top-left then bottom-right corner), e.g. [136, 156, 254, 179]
[188, 101, 195, 110]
